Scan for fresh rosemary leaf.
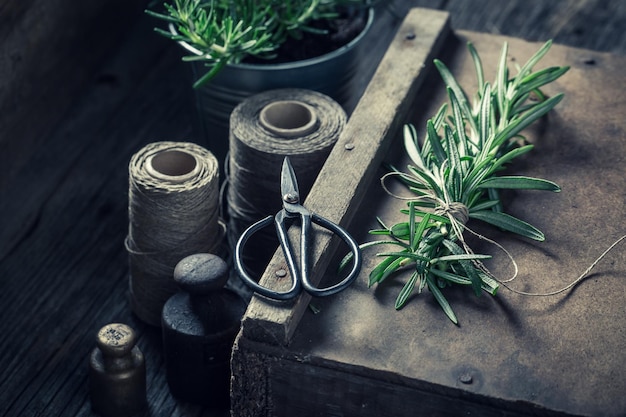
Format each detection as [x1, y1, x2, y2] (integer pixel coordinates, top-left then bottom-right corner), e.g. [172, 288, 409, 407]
[448, 88, 469, 157]
[487, 188, 504, 213]
[468, 199, 500, 212]
[426, 119, 447, 165]
[338, 240, 401, 272]
[478, 176, 561, 191]
[408, 202, 417, 249]
[510, 91, 532, 116]
[495, 42, 509, 123]
[486, 144, 535, 175]
[516, 66, 571, 98]
[374, 256, 410, 286]
[434, 60, 477, 132]
[478, 83, 492, 148]
[461, 156, 496, 195]
[404, 124, 426, 169]
[399, 209, 448, 224]
[512, 40, 554, 87]
[426, 274, 458, 324]
[467, 42, 485, 94]
[368, 256, 398, 286]
[412, 213, 432, 251]
[368, 229, 392, 235]
[478, 271, 500, 295]
[392, 169, 430, 190]
[430, 254, 492, 263]
[378, 252, 430, 263]
[444, 125, 464, 200]
[442, 239, 484, 296]
[492, 93, 564, 148]
[406, 165, 443, 196]
[390, 223, 411, 239]
[430, 268, 473, 285]
[395, 272, 419, 309]
[469, 210, 545, 241]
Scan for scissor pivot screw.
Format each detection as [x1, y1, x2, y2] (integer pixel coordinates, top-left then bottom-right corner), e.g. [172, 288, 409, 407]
[283, 192, 299, 203]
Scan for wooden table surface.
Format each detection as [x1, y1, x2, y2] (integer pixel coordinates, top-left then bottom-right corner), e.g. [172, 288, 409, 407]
[0, 1, 624, 416]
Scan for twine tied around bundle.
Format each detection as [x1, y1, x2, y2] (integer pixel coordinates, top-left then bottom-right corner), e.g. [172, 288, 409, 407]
[383, 174, 626, 298]
[434, 202, 470, 228]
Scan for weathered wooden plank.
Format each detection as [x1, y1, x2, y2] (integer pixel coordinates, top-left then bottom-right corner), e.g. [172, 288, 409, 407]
[235, 0, 626, 349]
[269, 358, 535, 417]
[404, 0, 626, 55]
[237, 7, 451, 344]
[279, 32, 626, 417]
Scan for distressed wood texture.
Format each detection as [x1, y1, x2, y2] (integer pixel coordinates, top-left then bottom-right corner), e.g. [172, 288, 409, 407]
[1, 1, 626, 417]
[232, 13, 626, 417]
[401, 0, 626, 55]
[238, 8, 451, 345]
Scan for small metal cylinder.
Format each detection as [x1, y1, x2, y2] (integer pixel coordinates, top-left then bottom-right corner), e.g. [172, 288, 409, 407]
[162, 253, 247, 408]
[89, 323, 147, 417]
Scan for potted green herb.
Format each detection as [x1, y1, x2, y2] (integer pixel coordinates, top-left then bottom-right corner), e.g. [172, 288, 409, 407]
[147, 0, 377, 161]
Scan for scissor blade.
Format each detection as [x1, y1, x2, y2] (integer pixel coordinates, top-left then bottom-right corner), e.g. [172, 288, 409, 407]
[281, 157, 299, 200]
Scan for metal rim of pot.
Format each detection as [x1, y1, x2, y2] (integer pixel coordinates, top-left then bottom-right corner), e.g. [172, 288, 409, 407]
[168, 7, 374, 73]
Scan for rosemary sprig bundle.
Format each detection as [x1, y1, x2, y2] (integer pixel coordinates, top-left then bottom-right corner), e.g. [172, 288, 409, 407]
[361, 41, 569, 324]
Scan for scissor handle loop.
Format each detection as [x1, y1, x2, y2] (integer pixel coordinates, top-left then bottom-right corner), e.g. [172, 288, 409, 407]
[304, 213, 362, 297]
[234, 212, 363, 300]
[234, 215, 301, 300]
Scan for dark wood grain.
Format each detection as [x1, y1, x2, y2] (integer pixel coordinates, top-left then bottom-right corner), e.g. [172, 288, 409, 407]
[407, 0, 626, 55]
[0, 0, 150, 190]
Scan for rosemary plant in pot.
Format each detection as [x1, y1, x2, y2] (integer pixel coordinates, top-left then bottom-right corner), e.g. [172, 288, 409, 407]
[147, 0, 377, 163]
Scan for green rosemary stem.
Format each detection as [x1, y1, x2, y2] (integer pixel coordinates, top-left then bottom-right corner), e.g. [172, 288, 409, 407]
[363, 40, 569, 324]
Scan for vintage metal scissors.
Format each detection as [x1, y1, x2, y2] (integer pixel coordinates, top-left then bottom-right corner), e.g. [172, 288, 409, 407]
[234, 157, 362, 300]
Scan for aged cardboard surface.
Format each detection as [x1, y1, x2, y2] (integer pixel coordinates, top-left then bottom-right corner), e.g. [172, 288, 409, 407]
[288, 31, 626, 416]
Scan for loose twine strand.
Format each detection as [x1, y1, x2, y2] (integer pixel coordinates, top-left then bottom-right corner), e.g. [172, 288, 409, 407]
[381, 172, 624, 297]
[126, 141, 222, 325]
[449, 205, 626, 296]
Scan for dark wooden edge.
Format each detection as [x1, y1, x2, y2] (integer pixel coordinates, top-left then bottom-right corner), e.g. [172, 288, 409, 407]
[238, 7, 451, 346]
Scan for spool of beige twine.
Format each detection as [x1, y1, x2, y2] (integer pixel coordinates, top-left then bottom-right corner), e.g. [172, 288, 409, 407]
[227, 88, 347, 279]
[126, 141, 222, 326]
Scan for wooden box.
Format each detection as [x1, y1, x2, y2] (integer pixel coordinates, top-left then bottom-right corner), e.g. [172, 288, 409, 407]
[231, 8, 626, 417]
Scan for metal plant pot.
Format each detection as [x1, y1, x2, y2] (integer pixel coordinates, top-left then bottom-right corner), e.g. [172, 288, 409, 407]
[177, 8, 375, 166]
